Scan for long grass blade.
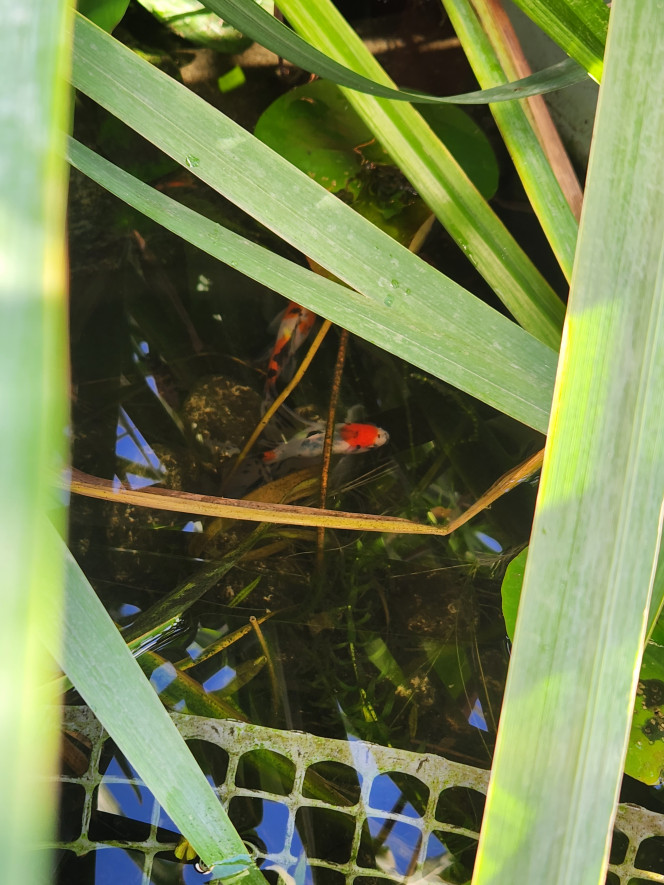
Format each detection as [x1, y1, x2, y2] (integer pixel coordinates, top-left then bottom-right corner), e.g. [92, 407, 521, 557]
[201, 0, 587, 104]
[0, 1, 71, 880]
[471, 0, 584, 220]
[66, 76, 557, 432]
[44, 526, 266, 881]
[442, 0, 579, 280]
[276, 0, 565, 349]
[473, 1, 664, 881]
[511, 0, 609, 81]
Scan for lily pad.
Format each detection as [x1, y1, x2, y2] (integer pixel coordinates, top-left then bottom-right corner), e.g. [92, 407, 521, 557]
[136, 0, 274, 53]
[625, 645, 664, 785]
[255, 80, 377, 194]
[78, 0, 130, 32]
[501, 545, 528, 641]
[501, 546, 664, 785]
[420, 102, 500, 201]
[254, 79, 498, 245]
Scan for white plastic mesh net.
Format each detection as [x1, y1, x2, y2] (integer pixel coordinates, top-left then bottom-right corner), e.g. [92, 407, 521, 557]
[54, 706, 664, 884]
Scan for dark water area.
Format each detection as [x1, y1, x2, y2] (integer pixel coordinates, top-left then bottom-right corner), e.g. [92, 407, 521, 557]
[58, 2, 552, 881]
[68, 150, 540, 747]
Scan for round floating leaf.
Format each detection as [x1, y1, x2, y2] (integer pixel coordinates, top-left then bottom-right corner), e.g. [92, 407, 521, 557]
[501, 546, 528, 641]
[136, 0, 273, 53]
[255, 80, 499, 200]
[254, 80, 376, 193]
[625, 646, 664, 785]
[420, 102, 499, 200]
[502, 544, 664, 787]
[78, 0, 130, 32]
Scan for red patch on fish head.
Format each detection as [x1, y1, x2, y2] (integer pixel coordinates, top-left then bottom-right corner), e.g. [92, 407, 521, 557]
[339, 423, 380, 448]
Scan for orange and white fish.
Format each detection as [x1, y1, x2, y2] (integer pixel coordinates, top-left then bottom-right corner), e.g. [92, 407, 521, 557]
[263, 301, 316, 405]
[262, 423, 389, 463]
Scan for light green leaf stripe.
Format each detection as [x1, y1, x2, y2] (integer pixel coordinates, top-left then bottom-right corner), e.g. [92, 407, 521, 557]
[1, 0, 71, 881]
[44, 526, 266, 881]
[277, 0, 565, 350]
[442, 0, 578, 282]
[511, 0, 609, 81]
[202, 0, 586, 104]
[68, 27, 558, 432]
[474, 1, 664, 881]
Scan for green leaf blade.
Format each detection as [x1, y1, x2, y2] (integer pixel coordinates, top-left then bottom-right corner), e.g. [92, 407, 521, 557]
[69, 19, 559, 432]
[277, 0, 565, 349]
[474, 1, 664, 881]
[0, 0, 72, 880]
[510, 0, 609, 81]
[201, 0, 587, 104]
[45, 529, 264, 880]
[442, 0, 579, 282]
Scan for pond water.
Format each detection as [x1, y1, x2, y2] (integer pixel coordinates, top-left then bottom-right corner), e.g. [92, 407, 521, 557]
[58, 2, 550, 882]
